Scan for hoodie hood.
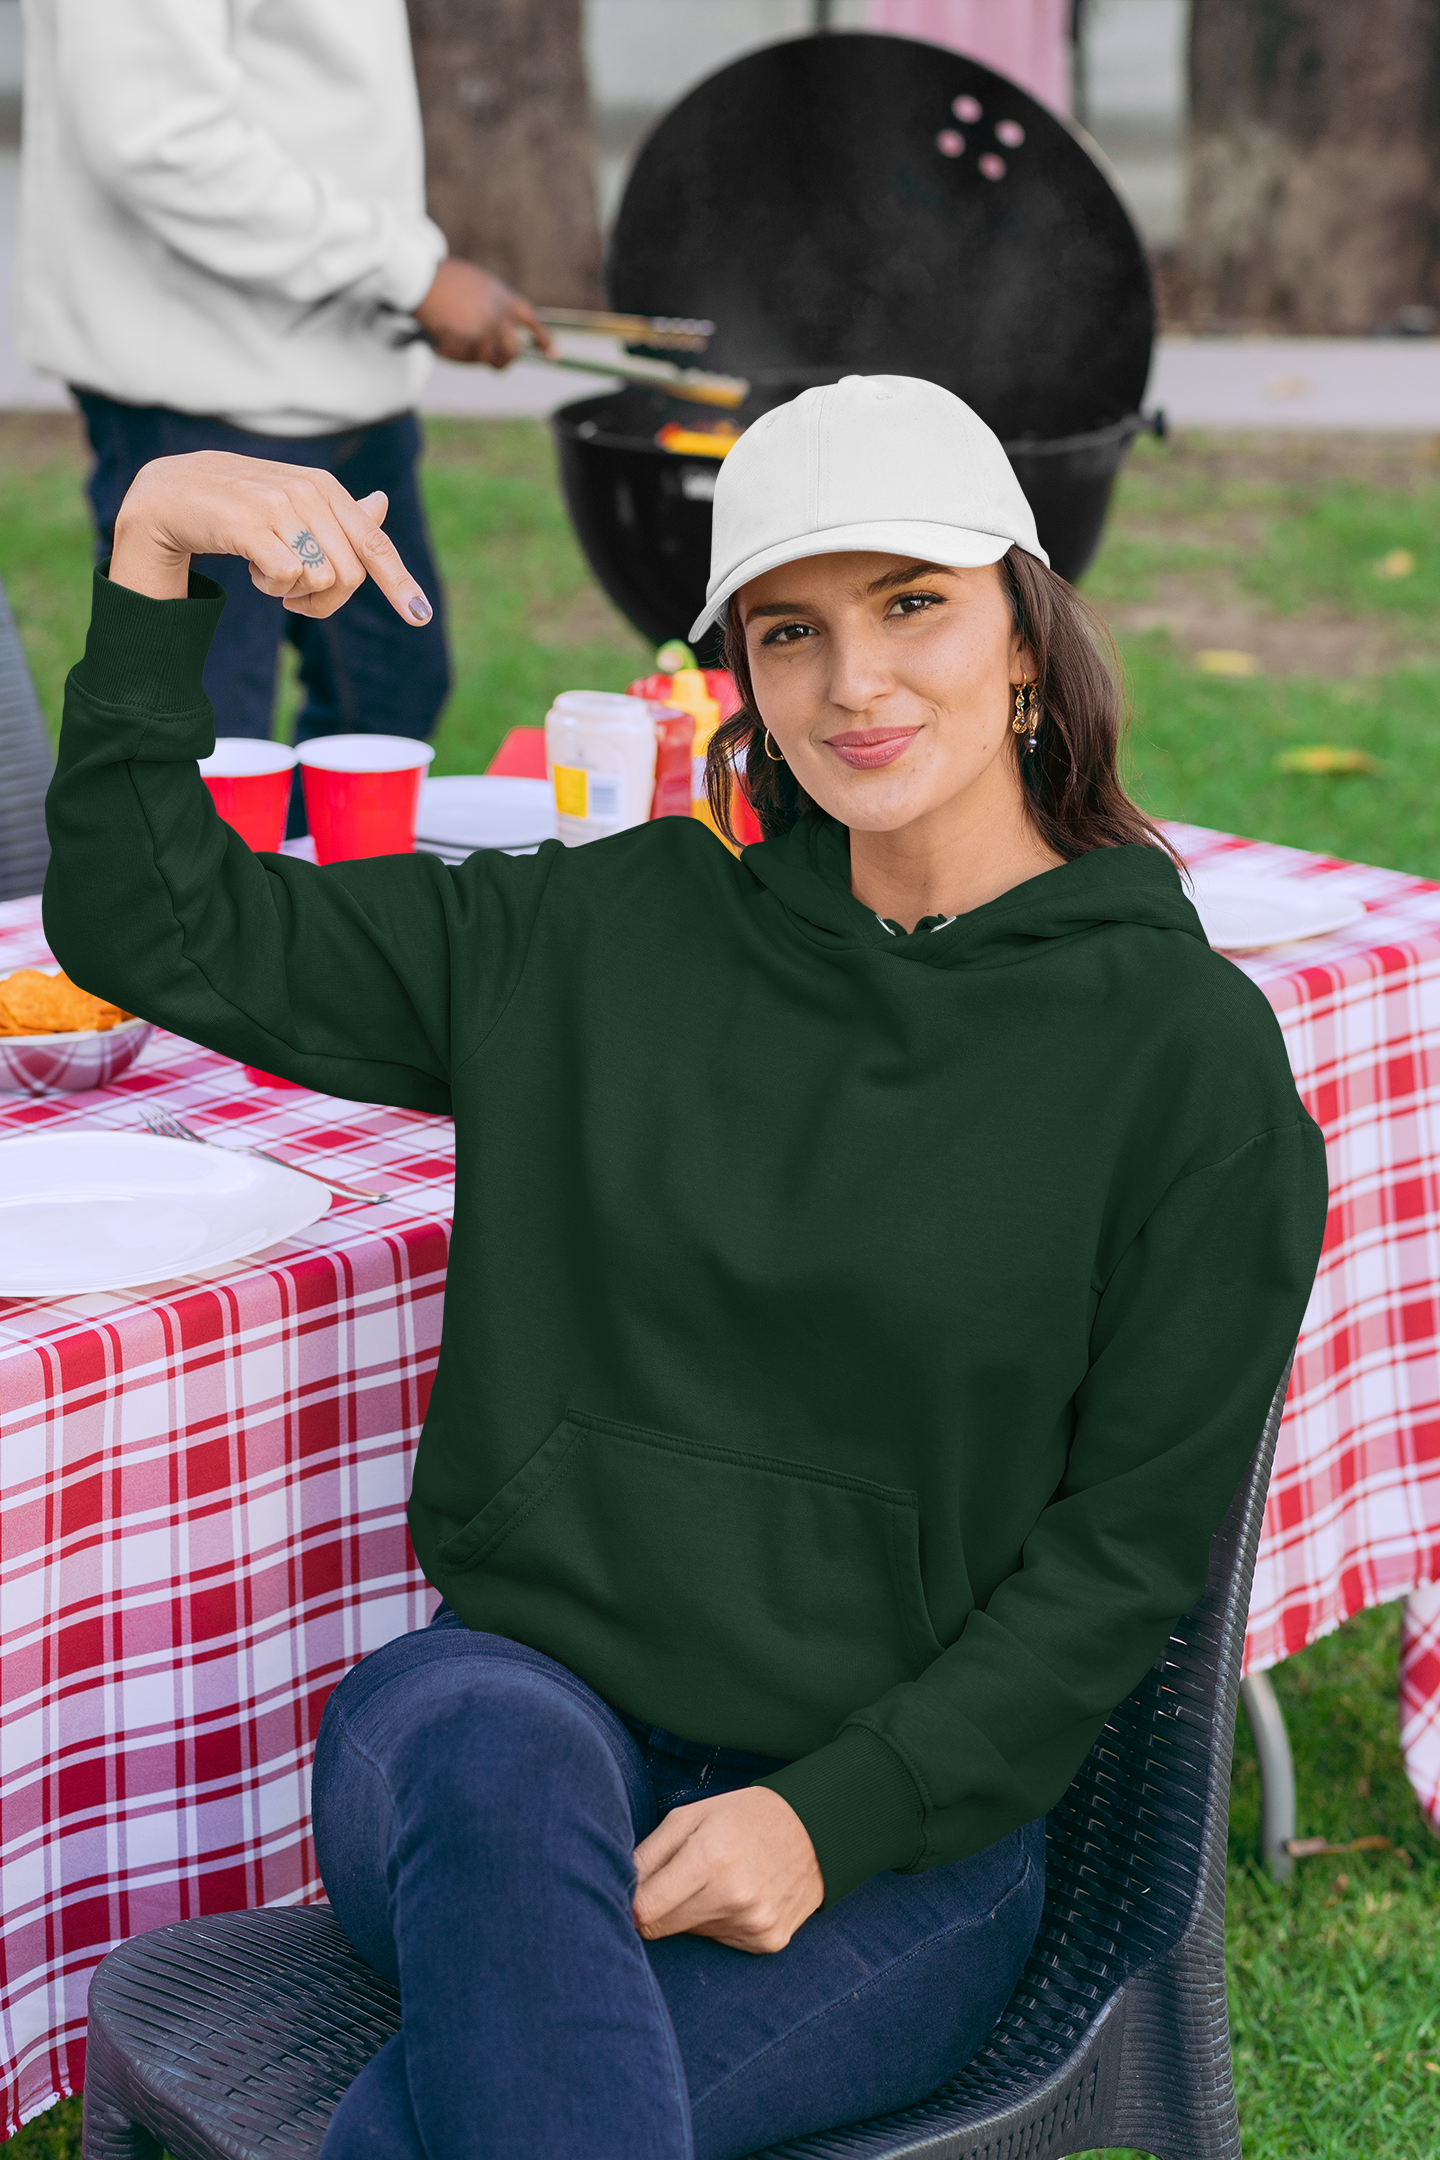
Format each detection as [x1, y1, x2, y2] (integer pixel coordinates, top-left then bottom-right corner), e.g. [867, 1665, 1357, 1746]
[742, 815, 1207, 964]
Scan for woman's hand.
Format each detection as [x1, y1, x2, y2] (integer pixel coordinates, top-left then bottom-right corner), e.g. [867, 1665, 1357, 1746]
[632, 1786, 824, 1954]
[109, 451, 434, 623]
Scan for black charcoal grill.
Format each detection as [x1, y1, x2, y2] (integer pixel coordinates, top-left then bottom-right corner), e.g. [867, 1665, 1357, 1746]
[553, 31, 1156, 656]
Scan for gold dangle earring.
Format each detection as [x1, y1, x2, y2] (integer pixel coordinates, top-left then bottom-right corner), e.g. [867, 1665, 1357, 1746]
[763, 729, 785, 762]
[1011, 680, 1039, 755]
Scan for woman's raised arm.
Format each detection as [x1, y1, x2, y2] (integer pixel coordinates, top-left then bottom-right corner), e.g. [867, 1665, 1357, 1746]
[43, 454, 550, 1113]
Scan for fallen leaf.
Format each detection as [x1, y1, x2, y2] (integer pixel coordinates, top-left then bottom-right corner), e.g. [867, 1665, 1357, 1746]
[1196, 648, 1259, 677]
[1284, 1833, 1392, 1858]
[1372, 549, 1416, 579]
[1274, 746, 1381, 776]
[1264, 375, 1315, 401]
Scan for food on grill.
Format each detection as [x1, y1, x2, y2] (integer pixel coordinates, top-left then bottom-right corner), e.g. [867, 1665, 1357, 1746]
[655, 421, 742, 458]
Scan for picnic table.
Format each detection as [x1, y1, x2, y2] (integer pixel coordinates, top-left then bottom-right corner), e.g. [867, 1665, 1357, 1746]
[3, 824, 1439, 2132]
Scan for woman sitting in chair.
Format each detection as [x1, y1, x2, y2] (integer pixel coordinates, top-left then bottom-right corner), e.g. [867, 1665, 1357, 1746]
[44, 376, 1326, 2160]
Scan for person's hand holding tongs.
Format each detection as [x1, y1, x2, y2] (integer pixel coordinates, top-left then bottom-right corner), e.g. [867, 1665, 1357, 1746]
[395, 286, 748, 409]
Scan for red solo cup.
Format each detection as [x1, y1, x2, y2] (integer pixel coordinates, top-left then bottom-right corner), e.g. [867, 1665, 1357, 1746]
[198, 739, 298, 853]
[297, 735, 437, 864]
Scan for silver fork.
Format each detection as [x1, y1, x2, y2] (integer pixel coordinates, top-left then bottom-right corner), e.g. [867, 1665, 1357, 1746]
[141, 1106, 393, 1204]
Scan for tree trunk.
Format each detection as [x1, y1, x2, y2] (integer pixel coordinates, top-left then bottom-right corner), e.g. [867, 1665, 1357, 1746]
[405, 0, 604, 308]
[1186, 0, 1440, 332]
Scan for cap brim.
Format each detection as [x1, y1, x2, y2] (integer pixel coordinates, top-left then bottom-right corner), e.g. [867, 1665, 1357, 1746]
[688, 519, 1048, 643]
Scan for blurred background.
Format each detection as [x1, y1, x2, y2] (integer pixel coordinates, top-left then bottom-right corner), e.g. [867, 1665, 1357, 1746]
[2, 11, 1438, 2159]
[0, 0, 1191, 418]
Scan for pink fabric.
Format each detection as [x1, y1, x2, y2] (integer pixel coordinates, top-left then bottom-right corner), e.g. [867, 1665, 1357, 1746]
[865, 0, 1072, 114]
[4, 825, 1440, 2123]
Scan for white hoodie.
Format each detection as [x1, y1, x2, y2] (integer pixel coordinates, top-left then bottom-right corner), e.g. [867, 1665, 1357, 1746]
[17, 0, 448, 435]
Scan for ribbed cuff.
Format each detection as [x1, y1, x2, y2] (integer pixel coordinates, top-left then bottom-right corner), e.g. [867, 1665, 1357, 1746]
[758, 1723, 927, 1905]
[376, 217, 449, 314]
[73, 567, 226, 715]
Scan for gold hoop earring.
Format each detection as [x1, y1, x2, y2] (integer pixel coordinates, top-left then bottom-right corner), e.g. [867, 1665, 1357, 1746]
[763, 729, 785, 762]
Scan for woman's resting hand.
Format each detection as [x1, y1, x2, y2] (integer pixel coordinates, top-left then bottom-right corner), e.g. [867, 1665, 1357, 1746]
[109, 451, 434, 623]
[632, 1786, 824, 1954]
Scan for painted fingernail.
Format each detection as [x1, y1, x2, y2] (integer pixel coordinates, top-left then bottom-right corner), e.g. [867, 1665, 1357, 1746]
[409, 593, 433, 623]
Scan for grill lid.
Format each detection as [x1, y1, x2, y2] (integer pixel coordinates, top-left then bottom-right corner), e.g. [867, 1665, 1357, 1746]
[605, 31, 1153, 443]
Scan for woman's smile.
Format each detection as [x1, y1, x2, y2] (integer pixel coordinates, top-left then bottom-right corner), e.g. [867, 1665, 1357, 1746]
[825, 725, 922, 769]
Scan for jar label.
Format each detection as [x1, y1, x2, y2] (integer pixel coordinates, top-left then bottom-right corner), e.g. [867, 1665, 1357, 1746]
[589, 773, 623, 820]
[553, 765, 588, 819]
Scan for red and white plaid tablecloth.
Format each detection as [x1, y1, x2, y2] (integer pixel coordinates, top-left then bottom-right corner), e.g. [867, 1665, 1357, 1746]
[0, 897, 452, 2134]
[2, 826, 1439, 2131]
[1165, 827, 1440, 1827]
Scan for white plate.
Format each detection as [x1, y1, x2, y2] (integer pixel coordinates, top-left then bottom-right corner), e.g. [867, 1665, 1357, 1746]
[0, 1131, 330, 1296]
[1188, 866, 1368, 952]
[415, 776, 556, 855]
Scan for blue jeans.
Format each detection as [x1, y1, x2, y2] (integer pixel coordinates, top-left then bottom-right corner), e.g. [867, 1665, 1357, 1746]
[73, 391, 451, 831]
[311, 1609, 1044, 2160]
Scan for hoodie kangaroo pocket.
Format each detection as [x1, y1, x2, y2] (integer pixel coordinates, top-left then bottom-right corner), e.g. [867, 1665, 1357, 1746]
[433, 1410, 945, 1758]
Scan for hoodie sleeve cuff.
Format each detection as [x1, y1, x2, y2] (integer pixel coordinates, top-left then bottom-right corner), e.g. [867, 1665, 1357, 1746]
[375, 215, 449, 314]
[72, 566, 227, 721]
[757, 1723, 927, 1905]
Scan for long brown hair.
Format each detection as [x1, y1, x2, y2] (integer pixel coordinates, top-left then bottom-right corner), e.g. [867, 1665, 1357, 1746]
[705, 546, 1172, 862]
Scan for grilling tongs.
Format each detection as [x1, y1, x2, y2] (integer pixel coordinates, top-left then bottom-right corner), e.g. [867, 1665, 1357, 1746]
[536, 308, 715, 352]
[526, 341, 748, 409]
[534, 306, 747, 406]
[392, 307, 748, 409]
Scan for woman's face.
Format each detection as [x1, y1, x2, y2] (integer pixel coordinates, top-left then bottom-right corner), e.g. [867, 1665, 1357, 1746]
[739, 552, 1032, 835]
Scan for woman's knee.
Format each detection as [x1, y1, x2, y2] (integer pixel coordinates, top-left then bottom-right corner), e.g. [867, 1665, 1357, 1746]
[315, 1629, 646, 1878]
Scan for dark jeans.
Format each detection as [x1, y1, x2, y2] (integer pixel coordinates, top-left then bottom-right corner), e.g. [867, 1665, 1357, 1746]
[311, 1608, 1045, 2160]
[73, 390, 451, 831]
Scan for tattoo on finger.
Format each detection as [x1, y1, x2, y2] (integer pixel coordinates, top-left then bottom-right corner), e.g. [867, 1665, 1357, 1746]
[292, 530, 327, 569]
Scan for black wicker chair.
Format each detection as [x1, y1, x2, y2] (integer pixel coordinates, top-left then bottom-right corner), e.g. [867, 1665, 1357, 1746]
[81, 1369, 1289, 2160]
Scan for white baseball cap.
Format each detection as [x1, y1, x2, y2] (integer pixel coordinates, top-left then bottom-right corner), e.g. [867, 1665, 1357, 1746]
[688, 374, 1048, 643]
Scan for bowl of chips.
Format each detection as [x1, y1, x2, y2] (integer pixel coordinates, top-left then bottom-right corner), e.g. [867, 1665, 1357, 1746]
[0, 968, 152, 1095]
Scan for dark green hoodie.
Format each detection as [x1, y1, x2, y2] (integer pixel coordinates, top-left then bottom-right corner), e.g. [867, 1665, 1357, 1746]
[44, 572, 1328, 1902]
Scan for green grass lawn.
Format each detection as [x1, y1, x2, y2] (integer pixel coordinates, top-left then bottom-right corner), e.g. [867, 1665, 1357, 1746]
[1085, 432, 1440, 875]
[2, 415, 1437, 2158]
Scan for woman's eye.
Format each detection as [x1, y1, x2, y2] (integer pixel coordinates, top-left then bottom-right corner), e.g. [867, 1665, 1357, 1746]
[887, 592, 942, 618]
[761, 621, 815, 646]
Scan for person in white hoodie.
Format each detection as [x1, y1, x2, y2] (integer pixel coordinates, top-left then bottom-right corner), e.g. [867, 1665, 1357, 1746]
[18, 0, 550, 787]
